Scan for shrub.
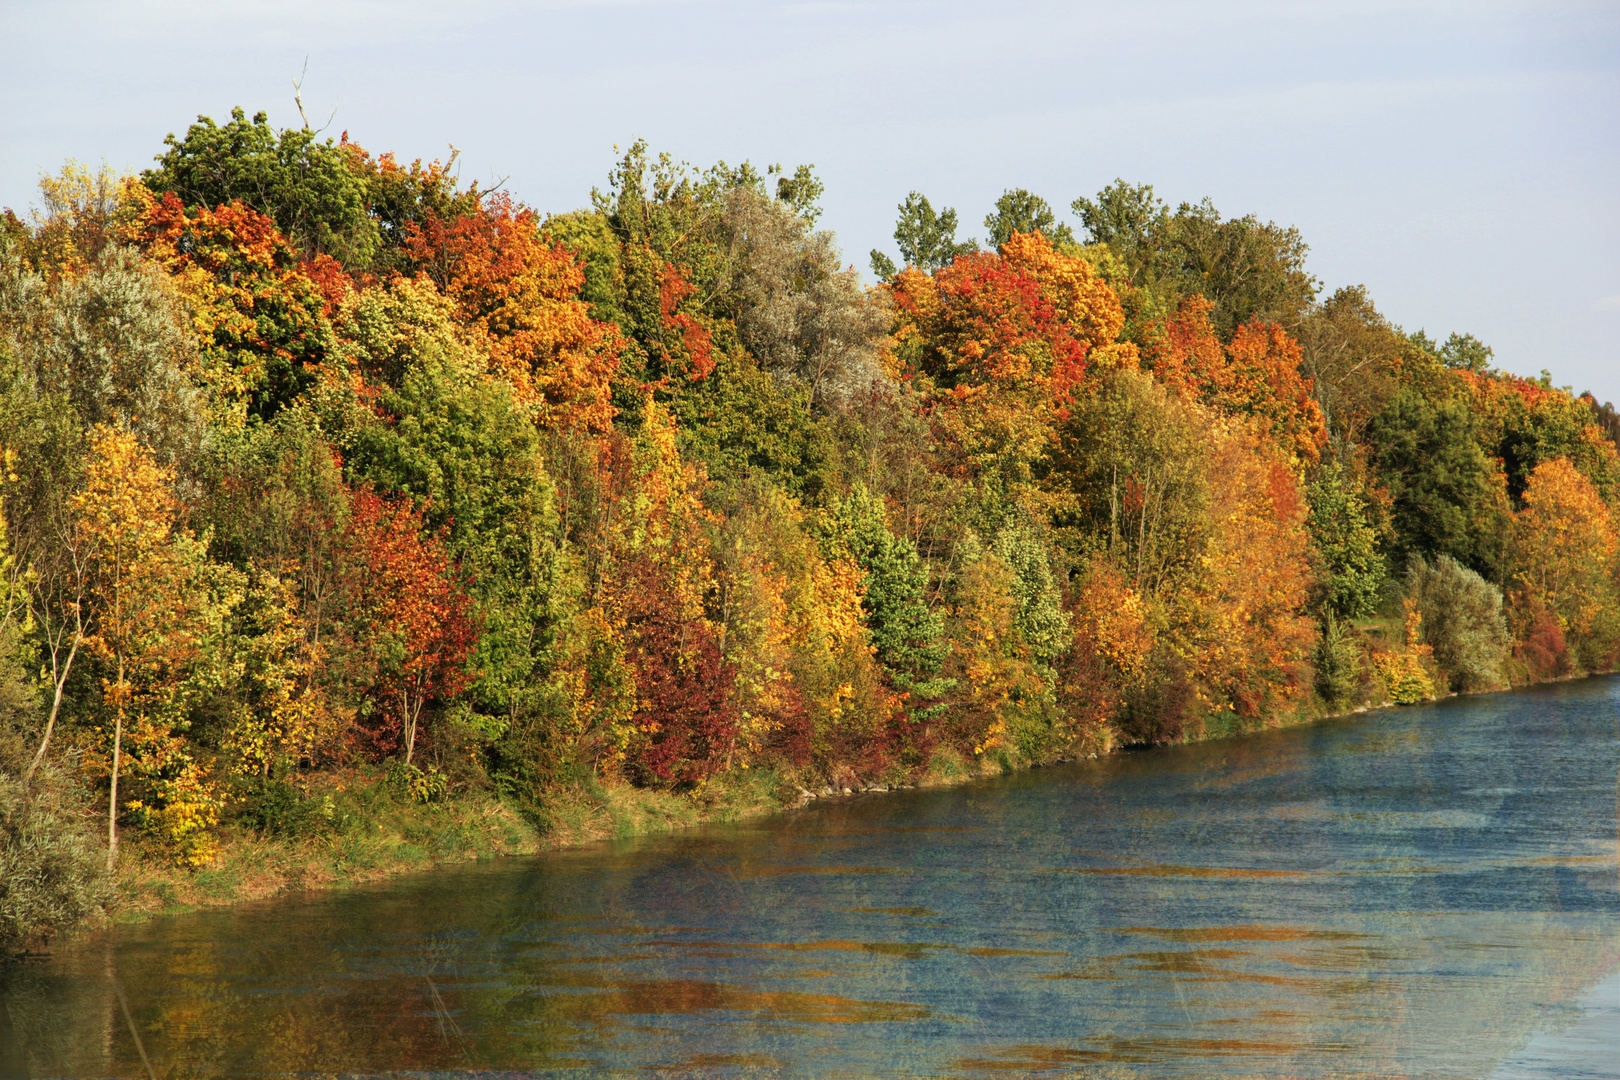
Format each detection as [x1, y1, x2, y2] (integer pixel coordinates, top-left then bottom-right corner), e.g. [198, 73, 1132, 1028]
[236, 778, 338, 839]
[1406, 556, 1511, 692]
[386, 760, 448, 804]
[1511, 590, 1573, 683]
[1117, 647, 1197, 745]
[1372, 650, 1434, 704]
[1313, 614, 1362, 706]
[0, 768, 111, 954]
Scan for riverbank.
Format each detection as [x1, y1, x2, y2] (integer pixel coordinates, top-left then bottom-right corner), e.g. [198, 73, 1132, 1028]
[14, 659, 1609, 952]
[103, 748, 1045, 929]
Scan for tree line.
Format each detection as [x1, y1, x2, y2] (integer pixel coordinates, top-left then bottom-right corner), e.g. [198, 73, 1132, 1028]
[2, 108, 1616, 938]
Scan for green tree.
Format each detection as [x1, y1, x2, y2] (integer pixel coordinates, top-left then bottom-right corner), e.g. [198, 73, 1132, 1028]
[1406, 555, 1510, 692]
[988, 518, 1071, 677]
[1306, 460, 1386, 619]
[1158, 199, 1318, 336]
[822, 485, 947, 689]
[19, 246, 205, 464]
[142, 107, 379, 268]
[984, 189, 1075, 249]
[1365, 383, 1504, 575]
[1072, 179, 1169, 277]
[869, 192, 977, 278]
[1073, 182, 1317, 338]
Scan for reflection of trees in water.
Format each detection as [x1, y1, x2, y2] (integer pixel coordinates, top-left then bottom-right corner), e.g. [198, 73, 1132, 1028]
[5, 683, 1616, 1076]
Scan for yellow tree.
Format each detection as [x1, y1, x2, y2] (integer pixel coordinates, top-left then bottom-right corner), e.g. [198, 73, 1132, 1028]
[1511, 457, 1619, 666]
[73, 427, 217, 867]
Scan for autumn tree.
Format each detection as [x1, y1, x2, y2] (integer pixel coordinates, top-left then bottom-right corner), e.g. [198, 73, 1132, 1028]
[18, 162, 135, 279]
[887, 244, 1091, 511]
[126, 187, 329, 419]
[589, 402, 739, 786]
[399, 193, 622, 431]
[1144, 296, 1326, 465]
[1047, 369, 1211, 592]
[73, 427, 219, 867]
[707, 481, 888, 775]
[143, 107, 380, 268]
[346, 488, 477, 765]
[1510, 457, 1619, 669]
[1458, 369, 1620, 508]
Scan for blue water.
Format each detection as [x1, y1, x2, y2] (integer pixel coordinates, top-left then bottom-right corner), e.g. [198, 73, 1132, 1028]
[4, 677, 1617, 1078]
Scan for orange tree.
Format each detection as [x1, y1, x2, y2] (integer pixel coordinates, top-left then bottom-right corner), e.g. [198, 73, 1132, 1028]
[124, 186, 329, 420]
[345, 488, 478, 765]
[402, 191, 622, 431]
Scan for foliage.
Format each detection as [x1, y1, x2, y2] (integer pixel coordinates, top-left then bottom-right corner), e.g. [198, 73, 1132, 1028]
[10, 114, 1615, 923]
[0, 767, 112, 953]
[938, 536, 1053, 762]
[984, 189, 1075, 249]
[142, 107, 380, 267]
[1074, 181, 1317, 337]
[1406, 555, 1510, 692]
[1306, 460, 1386, 619]
[870, 191, 977, 278]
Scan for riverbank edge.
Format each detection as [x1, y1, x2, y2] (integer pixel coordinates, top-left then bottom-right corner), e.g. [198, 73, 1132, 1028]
[21, 666, 1614, 954]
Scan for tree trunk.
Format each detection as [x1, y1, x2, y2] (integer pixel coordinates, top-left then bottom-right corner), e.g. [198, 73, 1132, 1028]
[25, 627, 80, 785]
[107, 658, 125, 872]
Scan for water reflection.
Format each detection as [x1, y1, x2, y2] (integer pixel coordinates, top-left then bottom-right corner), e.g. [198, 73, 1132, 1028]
[4, 678, 1617, 1078]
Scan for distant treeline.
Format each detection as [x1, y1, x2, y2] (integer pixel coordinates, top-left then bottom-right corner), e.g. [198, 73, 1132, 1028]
[2, 108, 1616, 888]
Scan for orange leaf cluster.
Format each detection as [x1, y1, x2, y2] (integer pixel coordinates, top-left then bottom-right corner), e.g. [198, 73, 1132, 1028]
[404, 192, 622, 431]
[1147, 296, 1327, 465]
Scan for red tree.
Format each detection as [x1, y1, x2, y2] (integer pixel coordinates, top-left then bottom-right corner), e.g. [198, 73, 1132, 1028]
[346, 488, 478, 764]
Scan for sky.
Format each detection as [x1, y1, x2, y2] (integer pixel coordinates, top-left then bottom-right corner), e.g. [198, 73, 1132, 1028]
[3, 0, 1617, 402]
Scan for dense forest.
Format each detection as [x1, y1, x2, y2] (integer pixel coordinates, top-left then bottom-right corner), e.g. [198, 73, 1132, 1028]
[3, 109, 1617, 948]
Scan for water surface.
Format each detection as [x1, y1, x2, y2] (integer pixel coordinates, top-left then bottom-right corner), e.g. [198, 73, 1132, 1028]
[4, 678, 1617, 1078]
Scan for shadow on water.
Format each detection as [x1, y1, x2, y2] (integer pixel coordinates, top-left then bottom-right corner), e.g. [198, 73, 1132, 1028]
[4, 677, 1617, 1078]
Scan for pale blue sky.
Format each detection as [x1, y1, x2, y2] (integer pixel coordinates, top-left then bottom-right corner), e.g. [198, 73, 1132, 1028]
[3, 0, 1616, 401]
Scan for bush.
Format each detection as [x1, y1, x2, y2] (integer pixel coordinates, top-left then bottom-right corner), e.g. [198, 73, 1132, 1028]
[386, 760, 448, 804]
[1407, 556, 1511, 692]
[0, 768, 111, 954]
[1313, 614, 1363, 706]
[1118, 647, 1197, 745]
[1372, 649, 1435, 704]
[236, 778, 339, 839]
[1511, 590, 1574, 683]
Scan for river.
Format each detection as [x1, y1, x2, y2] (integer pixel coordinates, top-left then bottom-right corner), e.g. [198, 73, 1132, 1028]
[3, 677, 1617, 1078]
